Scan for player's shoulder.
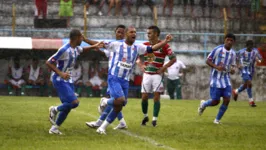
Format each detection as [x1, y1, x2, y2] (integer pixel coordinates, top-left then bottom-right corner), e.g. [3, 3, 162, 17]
[58, 43, 71, 52]
[213, 44, 224, 51]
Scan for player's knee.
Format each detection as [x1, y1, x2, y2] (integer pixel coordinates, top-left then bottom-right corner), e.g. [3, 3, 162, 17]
[212, 100, 220, 106]
[142, 94, 149, 100]
[71, 100, 80, 109]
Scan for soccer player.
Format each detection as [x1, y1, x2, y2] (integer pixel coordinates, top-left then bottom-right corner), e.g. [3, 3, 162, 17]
[85, 25, 128, 130]
[47, 29, 103, 134]
[198, 33, 237, 124]
[87, 26, 172, 134]
[232, 40, 263, 107]
[137, 25, 176, 127]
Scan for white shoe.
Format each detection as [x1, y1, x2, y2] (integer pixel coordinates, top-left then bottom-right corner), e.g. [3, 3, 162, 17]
[213, 119, 221, 124]
[96, 128, 106, 134]
[98, 97, 108, 114]
[113, 123, 127, 130]
[85, 121, 101, 128]
[49, 106, 58, 125]
[49, 126, 62, 135]
[198, 100, 206, 116]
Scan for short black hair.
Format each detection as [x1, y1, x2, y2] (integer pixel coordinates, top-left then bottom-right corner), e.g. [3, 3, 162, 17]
[224, 33, 236, 41]
[69, 29, 81, 40]
[115, 25, 126, 31]
[246, 40, 254, 47]
[148, 25, 160, 36]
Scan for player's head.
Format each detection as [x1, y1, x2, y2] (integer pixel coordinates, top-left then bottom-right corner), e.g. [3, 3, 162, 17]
[246, 40, 254, 50]
[125, 26, 136, 45]
[147, 25, 160, 41]
[69, 29, 83, 46]
[115, 24, 126, 40]
[224, 33, 235, 50]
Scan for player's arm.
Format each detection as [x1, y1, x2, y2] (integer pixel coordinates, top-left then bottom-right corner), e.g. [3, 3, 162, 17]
[150, 34, 172, 52]
[206, 49, 225, 71]
[82, 41, 104, 53]
[157, 56, 176, 74]
[136, 57, 146, 72]
[82, 35, 99, 45]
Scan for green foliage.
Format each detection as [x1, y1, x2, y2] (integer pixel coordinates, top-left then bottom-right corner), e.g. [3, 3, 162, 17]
[0, 96, 266, 150]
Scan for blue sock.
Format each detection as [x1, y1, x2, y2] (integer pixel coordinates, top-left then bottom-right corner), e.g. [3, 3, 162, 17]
[107, 97, 115, 106]
[203, 99, 212, 107]
[237, 84, 245, 93]
[247, 87, 252, 98]
[100, 105, 112, 121]
[106, 109, 118, 124]
[57, 103, 72, 112]
[56, 109, 71, 126]
[117, 112, 123, 120]
[216, 104, 228, 121]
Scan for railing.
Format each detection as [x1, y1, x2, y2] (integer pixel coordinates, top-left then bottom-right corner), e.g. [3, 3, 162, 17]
[0, 28, 266, 59]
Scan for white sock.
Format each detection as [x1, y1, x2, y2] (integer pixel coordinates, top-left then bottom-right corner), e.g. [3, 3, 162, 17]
[96, 119, 103, 125]
[152, 117, 157, 121]
[249, 98, 253, 102]
[119, 118, 126, 125]
[52, 125, 59, 129]
[144, 114, 148, 117]
[235, 89, 238, 94]
[100, 120, 110, 130]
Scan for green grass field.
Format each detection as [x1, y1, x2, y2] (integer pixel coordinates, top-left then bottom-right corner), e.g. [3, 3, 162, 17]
[0, 96, 266, 150]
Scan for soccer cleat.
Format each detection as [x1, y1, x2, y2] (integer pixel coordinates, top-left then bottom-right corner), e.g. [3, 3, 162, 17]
[96, 128, 106, 135]
[232, 89, 238, 101]
[198, 100, 206, 116]
[113, 123, 128, 130]
[213, 119, 221, 124]
[152, 120, 157, 127]
[49, 126, 62, 135]
[85, 121, 101, 128]
[141, 116, 149, 126]
[98, 97, 108, 114]
[49, 106, 57, 125]
[249, 101, 257, 107]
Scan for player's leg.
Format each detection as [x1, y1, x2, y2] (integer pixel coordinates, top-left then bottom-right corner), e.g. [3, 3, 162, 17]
[49, 81, 79, 134]
[167, 79, 176, 99]
[175, 79, 182, 99]
[198, 87, 221, 116]
[141, 73, 152, 125]
[18, 79, 26, 96]
[233, 73, 249, 101]
[214, 86, 232, 124]
[246, 77, 256, 107]
[8, 79, 15, 95]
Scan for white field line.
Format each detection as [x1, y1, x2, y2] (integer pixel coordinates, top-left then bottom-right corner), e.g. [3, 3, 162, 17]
[72, 109, 177, 150]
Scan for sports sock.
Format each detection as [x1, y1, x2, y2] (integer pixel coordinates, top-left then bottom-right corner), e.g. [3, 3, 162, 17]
[247, 87, 252, 99]
[106, 109, 118, 124]
[237, 84, 245, 94]
[56, 109, 71, 126]
[203, 99, 212, 107]
[117, 112, 123, 120]
[100, 105, 112, 121]
[119, 118, 126, 125]
[57, 102, 72, 112]
[153, 101, 160, 117]
[100, 120, 110, 130]
[152, 117, 157, 121]
[216, 104, 228, 121]
[141, 100, 148, 114]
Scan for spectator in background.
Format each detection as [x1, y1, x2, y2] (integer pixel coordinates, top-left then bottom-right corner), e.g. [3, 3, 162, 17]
[7, 57, 26, 96]
[199, 0, 213, 17]
[236, 0, 251, 19]
[183, 0, 194, 17]
[59, 0, 74, 27]
[35, 0, 47, 19]
[72, 60, 83, 97]
[136, 0, 156, 17]
[165, 60, 186, 100]
[124, 0, 133, 16]
[86, 0, 103, 15]
[25, 58, 45, 96]
[163, 0, 173, 16]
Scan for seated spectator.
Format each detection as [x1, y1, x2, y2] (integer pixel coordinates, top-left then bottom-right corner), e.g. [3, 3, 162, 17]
[136, 0, 156, 17]
[35, 0, 47, 19]
[86, 0, 103, 15]
[25, 58, 45, 96]
[163, 0, 173, 16]
[183, 0, 194, 17]
[199, 0, 213, 17]
[72, 61, 83, 97]
[85, 62, 107, 97]
[7, 57, 26, 96]
[59, 0, 74, 27]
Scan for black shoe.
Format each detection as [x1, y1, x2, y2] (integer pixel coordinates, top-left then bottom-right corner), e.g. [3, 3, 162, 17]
[141, 117, 149, 126]
[152, 120, 157, 127]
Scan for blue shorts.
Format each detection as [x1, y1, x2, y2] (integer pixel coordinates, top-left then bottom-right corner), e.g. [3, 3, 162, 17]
[108, 75, 129, 105]
[53, 80, 77, 103]
[241, 73, 252, 82]
[210, 86, 232, 100]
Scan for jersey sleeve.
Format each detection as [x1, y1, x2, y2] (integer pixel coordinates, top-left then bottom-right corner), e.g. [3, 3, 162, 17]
[163, 44, 175, 60]
[137, 44, 150, 55]
[104, 41, 116, 52]
[101, 49, 110, 57]
[47, 47, 66, 63]
[207, 47, 220, 61]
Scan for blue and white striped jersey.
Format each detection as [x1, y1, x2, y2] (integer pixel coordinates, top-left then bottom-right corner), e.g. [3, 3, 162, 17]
[237, 48, 262, 75]
[104, 40, 149, 81]
[47, 43, 83, 83]
[207, 45, 236, 88]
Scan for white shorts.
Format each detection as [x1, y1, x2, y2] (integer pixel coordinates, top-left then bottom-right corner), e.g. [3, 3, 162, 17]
[141, 73, 164, 93]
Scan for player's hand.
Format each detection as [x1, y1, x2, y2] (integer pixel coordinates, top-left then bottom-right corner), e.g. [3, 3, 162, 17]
[238, 65, 243, 69]
[60, 72, 70, 80]
[216, 65, 226, 72]
[140, 65, 146, 72]
[164, 34, 173, 43]
[157, 66, 167, 74]
[93, 41, 104, 50]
